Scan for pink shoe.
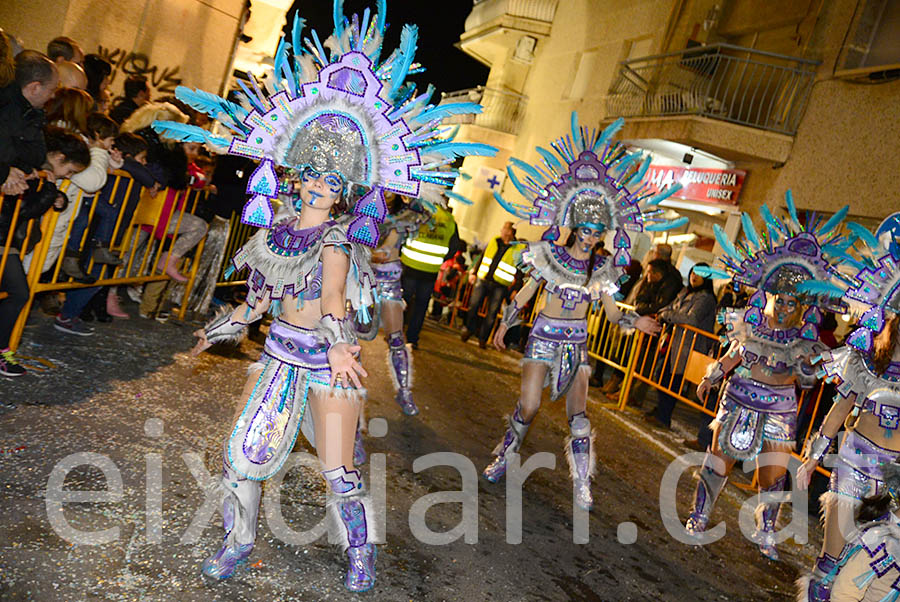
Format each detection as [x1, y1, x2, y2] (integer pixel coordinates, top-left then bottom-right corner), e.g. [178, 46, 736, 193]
[157, 254, 188, 282]
[106, 291, 129, 319]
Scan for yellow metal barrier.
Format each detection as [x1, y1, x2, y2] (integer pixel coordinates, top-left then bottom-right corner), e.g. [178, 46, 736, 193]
[4, 172, 213, 351]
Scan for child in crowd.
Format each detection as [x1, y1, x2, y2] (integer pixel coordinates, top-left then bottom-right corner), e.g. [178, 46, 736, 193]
[1, 129, 91, 375]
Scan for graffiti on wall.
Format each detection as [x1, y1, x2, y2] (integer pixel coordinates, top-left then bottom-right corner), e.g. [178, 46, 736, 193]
[96, 45, 183, 99]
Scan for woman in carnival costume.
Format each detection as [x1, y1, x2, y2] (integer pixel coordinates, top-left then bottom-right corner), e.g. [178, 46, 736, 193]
[354, 189, 457, 417]
[796, 220, 900, 601]
[806, 462, 900, 601]
[483, 114, 683, 510]
[155, 1, 495, 590]
[684, 195, 849, 561]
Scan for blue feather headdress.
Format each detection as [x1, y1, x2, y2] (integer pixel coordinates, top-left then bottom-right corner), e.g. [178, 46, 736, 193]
[806, 213, 900, 353]
[151, 0, 497, 247]
[713, 190, 853, 338]
[493, 113, 682, 269]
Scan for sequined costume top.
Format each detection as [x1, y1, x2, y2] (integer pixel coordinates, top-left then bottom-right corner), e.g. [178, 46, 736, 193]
[228, 214, 376, 315]
[819, 345, 900, 433]
[717, 308, 825, 387]
[517, 241, 622, 311]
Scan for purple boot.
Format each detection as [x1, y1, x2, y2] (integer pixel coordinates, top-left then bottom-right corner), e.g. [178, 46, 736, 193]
[800, 553, 838, 601]
[201, 454, 260, 579]
[387, 331, 417, 415]
[753, 474, 787, 561]
[685, 453, 727, 535]
[483, 404, 531, 483]
[565, 413, 595, 511]
[324, 466, 379, 592]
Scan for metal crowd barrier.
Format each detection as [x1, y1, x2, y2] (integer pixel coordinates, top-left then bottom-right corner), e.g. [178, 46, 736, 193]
[0, 171, 214, 351]
[615, 320, 830, 478]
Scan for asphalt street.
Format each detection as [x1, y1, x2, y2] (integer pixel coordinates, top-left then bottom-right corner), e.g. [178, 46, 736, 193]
[0, 307, 821, 601]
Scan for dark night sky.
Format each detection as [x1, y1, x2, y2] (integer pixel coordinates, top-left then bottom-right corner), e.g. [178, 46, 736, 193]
[283, 0, 490, 95]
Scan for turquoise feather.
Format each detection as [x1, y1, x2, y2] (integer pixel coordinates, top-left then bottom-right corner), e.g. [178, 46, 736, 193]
[493, 191, 533, 219]
[785, 189, 800, 226]
[741, 213, 762, 250]
[388, 24, 417, 99]
[818, 205, 849, 237]
[595, 117, 624, 151]
[714, 223, 741, 261]
[796, 280, 846, 298]
[509, 157, 547, 185]
[846, 222, 880, 250]
[645, 217, 688, 231]
[536, 146, 563, 172]
[507, 165, 534, 197]
[444, 190, 474, 205]
[570, 111, 583, 152]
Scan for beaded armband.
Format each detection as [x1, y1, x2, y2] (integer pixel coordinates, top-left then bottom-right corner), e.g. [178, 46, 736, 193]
[703, 362, 725, 386]
[318, 313, 356, 347]
[617, 310, 640, 330]
[501, 301, 523, 329]
[805, 428, 834, 464]
[204, 305, 259, 345]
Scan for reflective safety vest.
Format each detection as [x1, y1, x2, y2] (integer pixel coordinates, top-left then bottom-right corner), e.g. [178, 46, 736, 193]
[477, 237, 518, 285]
[400, 207, 455, 274]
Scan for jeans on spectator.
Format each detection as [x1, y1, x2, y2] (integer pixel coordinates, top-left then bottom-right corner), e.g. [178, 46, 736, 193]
[0, 253, 29, 348]
[401, 271, 438, 345]
[465, 279, 507, 345]
[59, 262, 103, 320]
[67, 195, 120, 253]
[653, 364, 684, 428]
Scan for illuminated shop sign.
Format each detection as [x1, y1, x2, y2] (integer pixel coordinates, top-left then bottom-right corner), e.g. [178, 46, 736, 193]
[643, 166, 746, 205]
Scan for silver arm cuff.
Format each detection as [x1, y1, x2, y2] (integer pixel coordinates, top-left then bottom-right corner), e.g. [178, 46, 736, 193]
[204, 305, 257, 346]
[805, 429, 834, 464]
[501, 301, 522, 329]
[318, 313, 356, 347]
[703, 362, 725, 386]
[617, 310, 640, 330]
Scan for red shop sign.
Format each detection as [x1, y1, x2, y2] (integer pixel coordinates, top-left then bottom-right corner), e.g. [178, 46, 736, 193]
[642, 165, 746, 205]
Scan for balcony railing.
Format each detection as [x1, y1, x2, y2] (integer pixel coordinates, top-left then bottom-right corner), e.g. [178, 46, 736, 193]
[440, 86, 528, 135]
[606, 44, 820, 135]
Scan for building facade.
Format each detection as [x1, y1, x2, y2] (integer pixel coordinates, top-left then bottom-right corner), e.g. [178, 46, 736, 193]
[450, 0, 900, 267]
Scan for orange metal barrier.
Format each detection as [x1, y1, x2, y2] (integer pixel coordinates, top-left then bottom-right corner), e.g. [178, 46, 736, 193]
[616, 321, 830, 477]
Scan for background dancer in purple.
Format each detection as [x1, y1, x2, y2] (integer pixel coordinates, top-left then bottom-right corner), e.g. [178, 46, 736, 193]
[685, 195, 848, 562]
[483, 113, 682, 510]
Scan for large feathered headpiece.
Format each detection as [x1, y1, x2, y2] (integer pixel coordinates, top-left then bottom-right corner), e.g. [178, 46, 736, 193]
[151, 0, 496, 247]
[493, 113, 685, 269]
[798, 214, 900, 353]
[696, 190, 851, 341]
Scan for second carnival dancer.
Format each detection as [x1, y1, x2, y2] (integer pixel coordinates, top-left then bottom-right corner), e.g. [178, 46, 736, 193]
[155, 1, 496, 591]
[796, 216, 900, 601]
[484, 113, 684, 510]
[355, 191, 454, 417]
[802, 462, 900, 601]
[686, 195, 849, 560]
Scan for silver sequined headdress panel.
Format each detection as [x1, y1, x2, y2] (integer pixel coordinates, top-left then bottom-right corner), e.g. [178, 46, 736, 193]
[561, 187, 614, 230]
[762, 264, 814, 297]
[285, 117, 367, 181]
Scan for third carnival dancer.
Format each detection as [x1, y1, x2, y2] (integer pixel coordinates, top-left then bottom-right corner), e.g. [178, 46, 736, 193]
[796, 216, 900, 601]
[155, 0, 495, 590]
[483, 113, 683, 510]
[686, 194, 849, 560]
[356, 192, 461, 416]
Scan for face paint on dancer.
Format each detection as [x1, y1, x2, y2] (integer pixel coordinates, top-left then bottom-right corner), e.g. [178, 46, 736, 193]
[574, 225, 604, 254]
[773, 294, 801, 326]
[299, 168, 343, 210]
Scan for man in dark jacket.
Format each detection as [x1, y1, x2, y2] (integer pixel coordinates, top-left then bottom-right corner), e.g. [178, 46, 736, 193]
[0, 51, 57, 196]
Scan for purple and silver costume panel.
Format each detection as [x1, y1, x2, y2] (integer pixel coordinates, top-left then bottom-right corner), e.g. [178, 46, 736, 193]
[713, 375, 797, 460]
[227, 319, 360, 481]
[828, 431, 900, 503]
[524, 314, 589, 400]
[374, 260, 403, 302]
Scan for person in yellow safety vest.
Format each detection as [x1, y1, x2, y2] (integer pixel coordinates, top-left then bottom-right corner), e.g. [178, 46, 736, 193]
[400, 204, 459, 349]
[460, 221, 518, 348]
